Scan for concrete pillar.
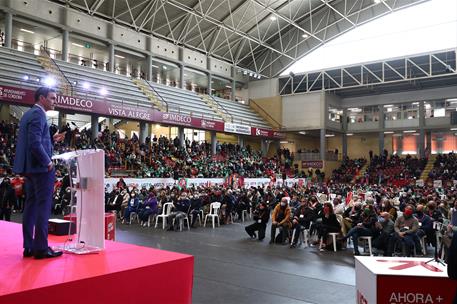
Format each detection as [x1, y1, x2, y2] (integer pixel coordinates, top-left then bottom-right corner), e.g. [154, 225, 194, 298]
[139, 121, 148, 144]
[108, 118, 115, 132]
[426, 131, 432, 155]
[178, 127, 185, 147]
[320, 129, 326, 160]
[57, 112, 66, 129]
[379, 132, 385, 155]
[418, 129, 425, 158]
[378, 105, 385, 129]
[108, 43, 115, 73]
[237, 135, 244, 148]
[0, 104, 10, 121]
[4, 11, 12, 49]
[436, 132, 443, 154]
[261, 139, 268, 157]
[90, 115, 98, 140]
[342, 134, 348, 158]
[146, 54, 153, 82]
[231, 79, 236, 101]
[396, 135, 403, 155]
[418, 101, 425, 158]
[61, 29, 69, 62]
[210, 131, 217, 155]
[179, 64, 185, 89]
[207, 73, 212, 95]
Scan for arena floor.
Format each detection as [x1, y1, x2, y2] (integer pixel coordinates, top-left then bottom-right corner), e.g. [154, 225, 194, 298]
[12, 214, 356, 304]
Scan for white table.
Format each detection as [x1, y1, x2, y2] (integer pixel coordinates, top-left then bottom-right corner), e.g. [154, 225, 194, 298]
[355, 256, 457, 304]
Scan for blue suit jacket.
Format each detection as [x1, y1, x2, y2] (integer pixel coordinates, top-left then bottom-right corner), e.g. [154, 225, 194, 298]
[13, 105, 52, 174]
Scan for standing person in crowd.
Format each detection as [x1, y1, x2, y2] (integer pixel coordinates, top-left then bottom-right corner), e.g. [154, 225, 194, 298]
[245, 202, 269, 241]
[270, 197, 291, 245]
[13, 87, 65, 259]
[0, 177, 17, 221]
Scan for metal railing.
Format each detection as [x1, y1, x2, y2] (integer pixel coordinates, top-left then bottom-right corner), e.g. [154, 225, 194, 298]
[40, 46, 74, 96]
[249, 99, 283, 129]
[142, 80, 169, 112]
[207, 95, 233, 122]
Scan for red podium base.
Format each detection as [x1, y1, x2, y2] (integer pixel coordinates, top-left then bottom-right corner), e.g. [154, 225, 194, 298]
[0, 220, 194, 304]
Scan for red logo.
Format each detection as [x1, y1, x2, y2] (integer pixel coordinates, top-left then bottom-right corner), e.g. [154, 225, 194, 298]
[376, 260, 443, 272]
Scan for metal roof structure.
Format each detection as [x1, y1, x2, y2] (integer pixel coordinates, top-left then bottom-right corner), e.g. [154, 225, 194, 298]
[49, 0, 429, 78]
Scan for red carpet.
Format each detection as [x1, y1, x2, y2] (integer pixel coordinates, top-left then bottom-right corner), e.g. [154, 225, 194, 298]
[0, 220, 194, 304]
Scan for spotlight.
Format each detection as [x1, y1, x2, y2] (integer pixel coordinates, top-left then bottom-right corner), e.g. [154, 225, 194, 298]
[269, 16, 277, 21]
[82, 82, 91, 90]
[36, 78, 41, 82]
[72, 81, 78, 86]
[249, 72, 253, 77]
[23, 75, 29, 81]
[43, 76, 56, 87]
[100, 87, 108, 96]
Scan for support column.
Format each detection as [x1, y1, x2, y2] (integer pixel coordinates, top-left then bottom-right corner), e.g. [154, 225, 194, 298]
[61, 29, 69, 62]
[0, 104, 10, 121]
[231, 79, 236, 101]
[426, 131, 432, 155]
[210, 131, 217, 155]
[90, 115, 98, 140]
[342, 134, 347, 159]
[378, 105, 385, 129]
[139, 121, 148, 144]
[261, 139, 268, 157]
[57, 112, 66, 129]
[108, 43, 115, 73]
[320, 129, 326, 160]
[207, 73, 212, 95]
[108, 118, 115, 132]
[146, 54, 153, 82]
[396, 135, 403, 155]
[379, 132, 385, 155]
[179, 64, 185, 89]
[436, 132, 443, 154]
[4, 11, 12, 49]
[342, 109, 348, 158]
[237, 135, 244, 148]
[178, 127, 185, 147]
[418, 101, 425, 158]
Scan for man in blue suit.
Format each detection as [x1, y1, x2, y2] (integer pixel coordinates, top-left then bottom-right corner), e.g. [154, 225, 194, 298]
[13, 87, 64, 259]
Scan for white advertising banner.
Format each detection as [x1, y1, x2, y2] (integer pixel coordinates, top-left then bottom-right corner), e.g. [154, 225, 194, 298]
[104, 177, 307, 191]
[433, 180, 442, 188]
[223, 122, 251, 135]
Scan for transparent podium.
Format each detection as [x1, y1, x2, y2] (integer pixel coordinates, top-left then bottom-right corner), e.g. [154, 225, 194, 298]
[52, 149, 105, 254]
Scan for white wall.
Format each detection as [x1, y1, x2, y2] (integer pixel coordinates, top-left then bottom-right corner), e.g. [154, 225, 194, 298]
[248, 78, 279, 99]
[282, 92, 323, 130]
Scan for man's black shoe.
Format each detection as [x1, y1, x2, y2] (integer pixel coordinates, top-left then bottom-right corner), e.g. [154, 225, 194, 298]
[34, 247, 63, 259]
[23, 248, 33, 258]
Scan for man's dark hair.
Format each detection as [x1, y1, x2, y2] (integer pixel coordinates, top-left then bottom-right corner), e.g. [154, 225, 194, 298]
[34, 86, 56, 102]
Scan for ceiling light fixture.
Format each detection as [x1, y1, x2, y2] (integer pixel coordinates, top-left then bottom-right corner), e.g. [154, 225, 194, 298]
[72, 43, 84, 48]
[269, 16, 277, 21]
[115, 54, 125, 59]
[302, 33, 309, 38]
[20, 28, 34, 34]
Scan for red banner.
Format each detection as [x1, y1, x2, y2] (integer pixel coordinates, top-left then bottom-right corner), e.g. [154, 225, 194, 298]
[0, 84, 273, 137]
[301, 160, 323, 169]
[251, 127, 286, 139]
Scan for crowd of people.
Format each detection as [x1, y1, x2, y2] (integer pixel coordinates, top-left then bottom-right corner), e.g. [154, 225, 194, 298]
[363, 153, 426, 186]
[77, 177, 456, 258]
[428, 152, 457, 181]
[331, 157, 367, 183]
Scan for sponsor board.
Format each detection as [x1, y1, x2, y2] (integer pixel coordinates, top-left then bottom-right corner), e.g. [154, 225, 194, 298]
[301, 160, 323, 169]
[224, 122, 251, 135]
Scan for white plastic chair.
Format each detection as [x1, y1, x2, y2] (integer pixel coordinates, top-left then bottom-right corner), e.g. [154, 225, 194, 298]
[204, 202, 221, 228]
[129, 211, 139, 224]
[155, 202, 173, 229]
[358, 236, 373, 256]
[291, 227, 310, 248]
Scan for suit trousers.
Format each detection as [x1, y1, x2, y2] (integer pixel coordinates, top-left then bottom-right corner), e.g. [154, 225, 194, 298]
[22, 169, 55, 252]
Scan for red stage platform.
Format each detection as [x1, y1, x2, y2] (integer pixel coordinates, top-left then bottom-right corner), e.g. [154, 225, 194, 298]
[0, 221, 194, 304]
